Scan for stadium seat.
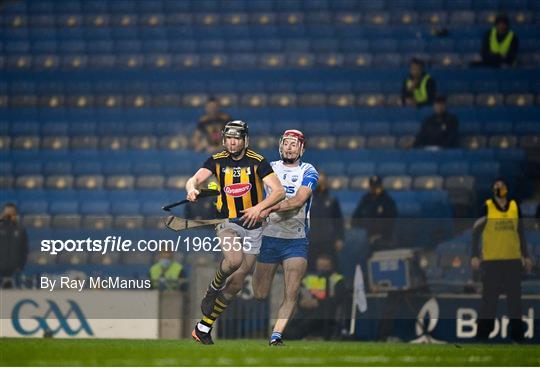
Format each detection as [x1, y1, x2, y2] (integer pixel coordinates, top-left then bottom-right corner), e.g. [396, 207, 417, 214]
[377, 162, 407, 176]
[413, 175, 444, 190]
[408, 162, 438, 176]
[383, 175, 412, 190]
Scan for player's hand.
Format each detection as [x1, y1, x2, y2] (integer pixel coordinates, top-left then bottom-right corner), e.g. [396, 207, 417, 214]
[258, 208, 272, 222]
[186, 189, 200, 202]
[523, 257, 533, 274]
[240, 205, 262, 229]
[470, 257, 481, 271]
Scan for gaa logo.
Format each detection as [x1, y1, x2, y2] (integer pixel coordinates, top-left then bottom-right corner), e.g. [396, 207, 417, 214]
[11, 299, 93, 336]
[224, 183, 252, 197]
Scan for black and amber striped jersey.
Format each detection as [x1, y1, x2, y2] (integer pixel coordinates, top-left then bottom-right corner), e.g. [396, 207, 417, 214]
[202, 149, 275, 219]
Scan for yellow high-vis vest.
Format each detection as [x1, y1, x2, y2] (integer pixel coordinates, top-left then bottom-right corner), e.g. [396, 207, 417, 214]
[303, 273, 344, 300]
[481, 199, 521, 260]
[150, 262, 183, 285]
[407, 74, 431, 104]
[489, 27, 514, 58]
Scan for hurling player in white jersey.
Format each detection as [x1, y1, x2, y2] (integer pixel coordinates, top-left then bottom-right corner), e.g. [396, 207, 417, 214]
[252, 129, 319, 346]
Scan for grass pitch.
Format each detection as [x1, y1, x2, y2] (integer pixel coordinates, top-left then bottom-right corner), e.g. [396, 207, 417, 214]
[1, 338, 539, 366]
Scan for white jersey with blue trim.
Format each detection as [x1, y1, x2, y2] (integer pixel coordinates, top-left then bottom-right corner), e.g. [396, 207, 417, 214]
[263, 160, 319, 239]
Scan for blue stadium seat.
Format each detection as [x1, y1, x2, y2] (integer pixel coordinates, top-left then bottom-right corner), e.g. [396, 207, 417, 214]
[470, 161, 500, 178]
[10, 121, 40, 136]
[391, 121, 420, 135]
[132, 162, 163, 176]
[43, 162, 72, 175]
[42, 122, 69, 136]
[415, 0, 444, 11]
[370, 39, 398, 53]
[14, 162, 42, 176]
[49, 201, 79, 215]
[515, 121, 540, 134]
[80, 201, 110, 215]
[484, 121, 514, 134]
[459, 120, 482, 135]
[0, 162, 12, 176]
[318, 162, 346, 176]
[102, 161, 132, 175]
[377, 162, 407, 176]
[439, 161, 470, 176]
[332, 121, 362, 135]
[364, 122, 391, 135]
[110, 201, 140, 216]
[408, 162, 438, 176]
[303, 121, 332, 135]
[71, 161, 102, 175]
[19, 201, 48, 214]
[347, 162, 376, 176]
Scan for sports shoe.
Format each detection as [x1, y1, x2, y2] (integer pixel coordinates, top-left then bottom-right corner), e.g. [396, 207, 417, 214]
[192, 325, 214, 345]
[201, 285, 221, 316]
[269, 338, 284, 346]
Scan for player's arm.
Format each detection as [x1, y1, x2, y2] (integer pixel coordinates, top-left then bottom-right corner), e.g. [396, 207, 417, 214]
[240, 173, 285, 228]
[269, 186, 313, 213]
[185, 168, 213, 202]
[263, 166, 318, 216]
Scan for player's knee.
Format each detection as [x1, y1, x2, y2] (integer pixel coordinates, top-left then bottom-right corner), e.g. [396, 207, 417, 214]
[253, 287, 269, 301]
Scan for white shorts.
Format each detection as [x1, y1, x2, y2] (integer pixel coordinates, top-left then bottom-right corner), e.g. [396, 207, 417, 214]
[215, 220, 262, 255]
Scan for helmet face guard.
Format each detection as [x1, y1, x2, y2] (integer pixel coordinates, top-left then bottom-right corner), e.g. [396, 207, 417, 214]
[222, 120, 249, 157]
[279, 129, 305, 164]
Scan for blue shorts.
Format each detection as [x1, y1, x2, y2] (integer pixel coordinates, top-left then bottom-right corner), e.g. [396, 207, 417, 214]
[258, 236, 309, 264]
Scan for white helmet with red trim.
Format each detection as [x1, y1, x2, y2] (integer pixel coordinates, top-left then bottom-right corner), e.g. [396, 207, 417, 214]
[279, 129, 305, 164]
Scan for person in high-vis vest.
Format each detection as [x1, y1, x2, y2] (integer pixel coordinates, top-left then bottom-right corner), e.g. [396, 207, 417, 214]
[149, 250, 186, 291]
[471, 179, 533, 342]
[401, 58, 436, 108]
[481, 13, 519, 68]
[286, 254, 347, 340]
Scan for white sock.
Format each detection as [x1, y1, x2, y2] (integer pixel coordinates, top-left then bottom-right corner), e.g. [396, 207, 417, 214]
[197, 323, 211, 333]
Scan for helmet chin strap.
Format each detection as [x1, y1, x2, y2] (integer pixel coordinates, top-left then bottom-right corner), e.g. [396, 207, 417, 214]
[224, 136, 248, 157]
[230, 148, 245, 158]
[282, 155, 299, 164]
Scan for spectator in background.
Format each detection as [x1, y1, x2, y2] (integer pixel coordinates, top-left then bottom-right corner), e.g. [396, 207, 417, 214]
[286, 254, 347, 340]
[149, 250, 187, 291]
[401, 58, 436, 108]
[413, 96, 459, 149]
[192, 97, 232, 153]
[351, 176, 397, 254]
[480, 14, 519, 68]
[308, 172, 344, 270]
[0, 203, 28, 288]
[471, 179, 533, 342]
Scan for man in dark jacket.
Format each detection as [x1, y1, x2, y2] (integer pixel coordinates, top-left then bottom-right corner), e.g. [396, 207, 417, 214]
[481, 13, 519, 68]
[308, 172, 344, 269]
[0, 203, 28, 288]
[352, 176, 397, 253]
[413, 96, 459, 149]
